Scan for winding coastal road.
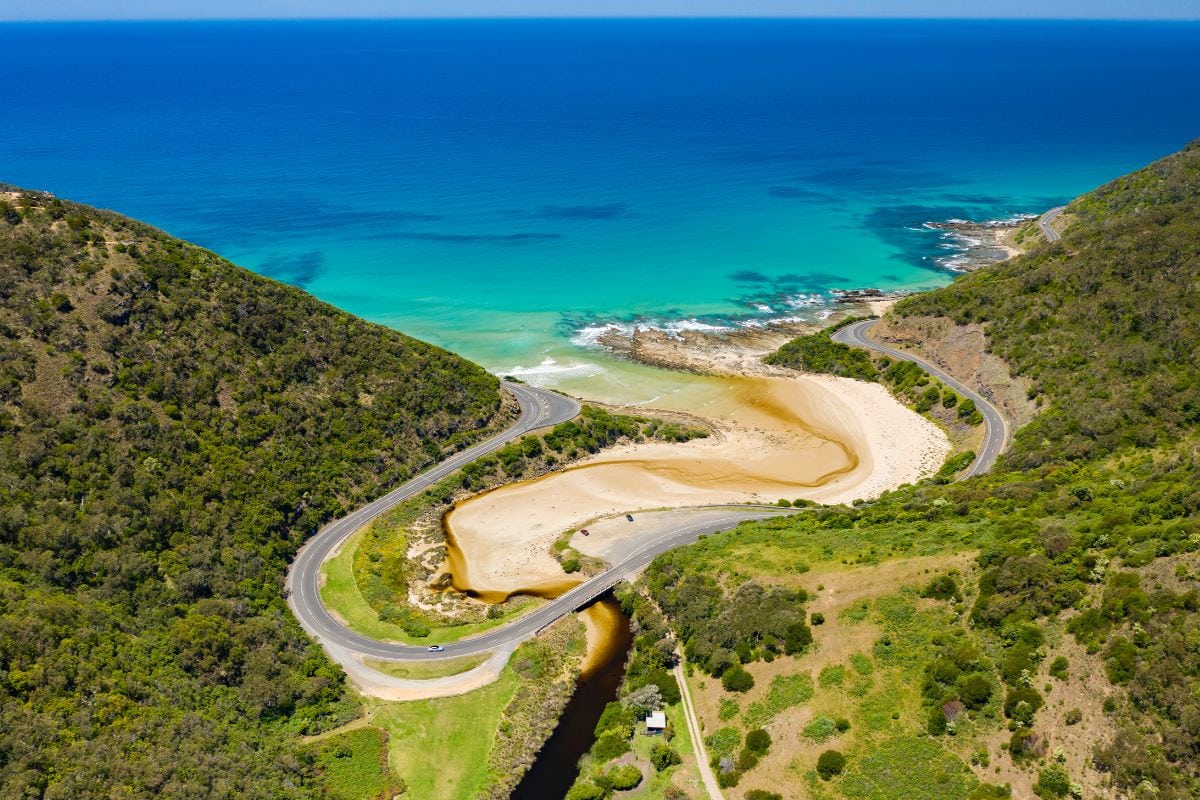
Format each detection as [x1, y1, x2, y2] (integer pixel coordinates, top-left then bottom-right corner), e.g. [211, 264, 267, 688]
[283, 218, 1053, 795]
[832, 320, 1008, 477]
[286, 381, 579, 659]
[1039, 206, 1066, 243]
[827, 204, 1062, 475]
[293, 308, 1017, 666]
[288, 382, 786, 662]
[288, 203, 1046, 670]
[291, 319, 1010, 666]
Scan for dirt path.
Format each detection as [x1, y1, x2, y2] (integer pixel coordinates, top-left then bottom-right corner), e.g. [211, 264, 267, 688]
[676, 661, 725, 800]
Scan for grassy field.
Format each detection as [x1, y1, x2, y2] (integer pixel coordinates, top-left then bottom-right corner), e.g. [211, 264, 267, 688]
[362, 653, 490, 680]
[838, 736, 978, 800]
[675, 553, 1023, 800]
[348, 617, 586, 800]
[664, 516, 982, 586]
[308, 727, 405, 800]
[367, 670, 520, 800]
[319, 526, 544, 644]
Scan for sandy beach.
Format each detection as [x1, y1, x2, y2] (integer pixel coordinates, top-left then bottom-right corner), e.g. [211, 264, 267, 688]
[445, 341, 948, 596]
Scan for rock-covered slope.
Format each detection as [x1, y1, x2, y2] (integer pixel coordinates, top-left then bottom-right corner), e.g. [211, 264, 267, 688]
[0, 188, 502, 797]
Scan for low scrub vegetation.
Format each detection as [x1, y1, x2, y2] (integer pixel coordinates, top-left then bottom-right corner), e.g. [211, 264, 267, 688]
[644, 557, 812, 673]
[306, 727, 405, 800]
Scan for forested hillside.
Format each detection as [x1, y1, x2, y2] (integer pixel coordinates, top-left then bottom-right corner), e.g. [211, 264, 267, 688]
[631, 141, 1200, 800]
[0, 188, 502, 797]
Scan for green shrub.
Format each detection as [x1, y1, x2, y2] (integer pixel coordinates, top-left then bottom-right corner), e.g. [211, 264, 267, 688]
[959, 673, 995, 710]
[736, 747, 759, 771]
[1034, 764, 1072, 798]
[811, 612, 826, 625]
[565, 781, 606, 800]
[1004, 686, 1044, 725]
[722, 665, 755, 693]
[934, 450, 975, 481]
[926, 705, 948, 736]
[1049, 656, 1069, 680]
[592, 729, 631, 763]
[816, 749, 846, 780]
[1104, 637, 1138, 684]
[745, 728, 771, 755]
[1008, 728, 1039, 760]
[607, 764, 643, 791]
[594, 701, 636, 739]
[745, 791, 783, 800]
[920, 575, 962, 602]
[650, 740, 682, 772]
[784, 621, 813, 654]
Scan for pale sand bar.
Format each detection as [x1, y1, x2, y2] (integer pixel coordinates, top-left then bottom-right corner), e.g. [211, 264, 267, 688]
[446, 371, 948, 596]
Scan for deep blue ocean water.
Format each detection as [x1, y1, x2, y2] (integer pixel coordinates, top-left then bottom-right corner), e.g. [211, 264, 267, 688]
[3, 19, 1199, 386]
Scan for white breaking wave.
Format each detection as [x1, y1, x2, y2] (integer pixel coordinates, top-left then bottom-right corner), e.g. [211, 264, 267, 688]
[502, 357, 605, 378]
[569, 318, 737, 349]
[662, 319, 736, 336]
[570, 323, 629, 348]
[567, 292, 840, 351]
[782, 293, 825, 308]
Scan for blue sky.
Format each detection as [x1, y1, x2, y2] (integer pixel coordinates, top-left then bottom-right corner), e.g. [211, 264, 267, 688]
[5, 1, 1199, 22]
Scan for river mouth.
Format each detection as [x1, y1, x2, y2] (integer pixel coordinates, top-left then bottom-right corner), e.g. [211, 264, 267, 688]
[511, 595, 632, 800]
[442, 521, 581, 604]
[440, 372, 872, 599]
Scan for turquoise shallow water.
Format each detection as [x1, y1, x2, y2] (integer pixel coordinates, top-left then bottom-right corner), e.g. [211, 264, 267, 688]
[3, 19, 1199, 390]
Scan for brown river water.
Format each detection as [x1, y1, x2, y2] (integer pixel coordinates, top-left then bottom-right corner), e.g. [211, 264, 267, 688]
[511, 597, 632, 800]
